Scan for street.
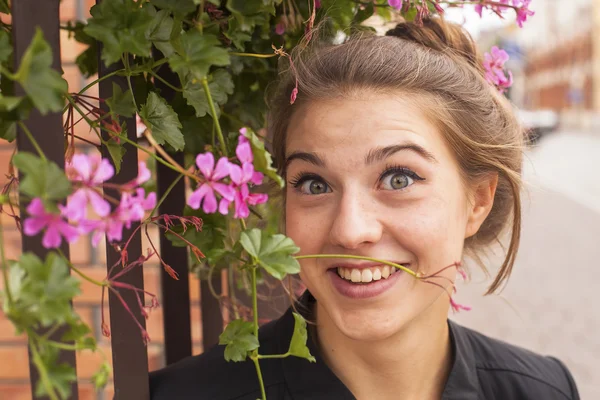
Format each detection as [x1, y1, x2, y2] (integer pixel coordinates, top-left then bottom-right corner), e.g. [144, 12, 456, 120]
[450, 129, 600, 400]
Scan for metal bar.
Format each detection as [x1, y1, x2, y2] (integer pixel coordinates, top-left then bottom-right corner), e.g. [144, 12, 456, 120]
[96, 3, 149, 396]
[153, 53, 192, 365]
[12, 1, 79, 399]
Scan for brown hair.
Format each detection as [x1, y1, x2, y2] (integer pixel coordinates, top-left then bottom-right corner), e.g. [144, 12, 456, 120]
[266, 17, 524, 295]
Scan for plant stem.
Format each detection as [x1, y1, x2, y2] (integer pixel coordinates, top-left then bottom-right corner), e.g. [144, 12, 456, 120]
[47, 340, 80, 351]
[294, 254, 416, 276]
[0, 220, 13, 305]
[257, 352, 291, 359]
[29, 337, 60, 400]
[16, 121, 46, 161]
[143, 131, 189, 177]
[230, 52, 277, 59]
[251, 267, 259, 336]
[147, 173, 184, 219]
[57, 248, 107, 287]
[252, 357, 267, 400]
[149, 70, 184, 92]
[122, 54, 139, 112]
[201, 77, 228, 156]
[62, 70, 122, 113]
[250, 266, 267, 399]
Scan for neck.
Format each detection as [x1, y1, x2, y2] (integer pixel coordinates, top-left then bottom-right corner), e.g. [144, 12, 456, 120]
[314, 301, 453, 400]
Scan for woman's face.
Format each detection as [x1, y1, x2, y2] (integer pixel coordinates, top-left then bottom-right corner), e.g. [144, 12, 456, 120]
[284, 93, 491, 342]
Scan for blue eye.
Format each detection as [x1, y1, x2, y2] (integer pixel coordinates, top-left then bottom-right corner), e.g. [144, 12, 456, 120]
[379, 167, 423, 191]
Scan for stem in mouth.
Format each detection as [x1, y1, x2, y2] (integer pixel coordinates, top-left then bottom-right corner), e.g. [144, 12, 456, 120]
[294, 254, 416, 276]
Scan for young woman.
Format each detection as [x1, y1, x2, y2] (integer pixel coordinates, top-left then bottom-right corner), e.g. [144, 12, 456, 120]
[150, 17, 580, 400]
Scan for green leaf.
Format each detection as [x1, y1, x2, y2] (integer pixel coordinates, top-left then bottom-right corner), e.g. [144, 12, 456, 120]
[239, 228, 261, 259]
[0, 120, 16, 142]
[11, 253, 81, 329]
[239, 229, 300, 280]
[242, 128, 284, 188]
[0, 0, 9, 14]
[219, 319, 259, 362]
[106, 82, 136, 117]
[13, 28, 67, 115]
[0, 95, 23, 112]
[75, 45, 99, 78]
[139, 92, 185, 151]
[168, 31, 230, 83]
[92, 361, 111, 389]
[145, 5, 180, 57]
[0, 29, 12, 63]
[12, 152, 72, 201]
[35, 346, 76, 399]
[183, 69, 234, 118]
[106, 132, 127, 174]
[149, 0, 197, 17]
[69, 21, 99, 77]
[288, 312, 316, 362]
[85, 0, 153, 66]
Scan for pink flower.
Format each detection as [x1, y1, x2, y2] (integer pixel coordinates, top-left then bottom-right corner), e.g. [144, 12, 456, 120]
[81, 188, 156, 247]
[67, 153, 114, 186]
[483, 46, 513, 93]
[515, 0, 534, 27]
[119, 188, 157, 228]
[236, 132, 264, 185]
[474, 4, 484, 17]
[81, 215, 124, 247]
[23, 198, 80, 248]
[187, 153, 235, 214]
[388, 0, 403, 10]
[136, 161, 151, 185]
[65, 153, 114, 220]
[290, 88, 298, 105]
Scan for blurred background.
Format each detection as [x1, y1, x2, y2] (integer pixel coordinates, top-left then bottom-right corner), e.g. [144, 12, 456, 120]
[446, 2, 600, 399]
[0, 0, 598, 399]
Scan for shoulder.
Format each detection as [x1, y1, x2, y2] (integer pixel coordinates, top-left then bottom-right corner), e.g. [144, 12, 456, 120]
[452, 322, 579, 400]
[150, 318, 286, 400]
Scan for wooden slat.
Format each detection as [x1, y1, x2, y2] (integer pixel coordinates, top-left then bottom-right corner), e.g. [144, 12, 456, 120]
[12, 1, 80, 399]
[153, 56, 193, 364]
[97, 37, 149, 400]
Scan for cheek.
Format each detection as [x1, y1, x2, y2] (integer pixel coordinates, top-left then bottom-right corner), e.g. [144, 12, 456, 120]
[284, 199, 329, 252]
[387, 194, 468, 269]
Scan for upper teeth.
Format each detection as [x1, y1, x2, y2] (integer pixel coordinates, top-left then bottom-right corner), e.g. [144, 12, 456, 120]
[337, 265, 398, 283]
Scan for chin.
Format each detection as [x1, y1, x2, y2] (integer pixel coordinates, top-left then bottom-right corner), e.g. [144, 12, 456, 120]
[323, 298, 417, 342]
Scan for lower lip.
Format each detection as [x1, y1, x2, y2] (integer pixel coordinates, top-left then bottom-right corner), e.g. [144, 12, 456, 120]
[328, 267, 407, 299]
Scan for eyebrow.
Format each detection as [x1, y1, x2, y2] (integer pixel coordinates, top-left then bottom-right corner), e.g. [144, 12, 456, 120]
[285, 142, 437, 169]
[364, 143, 438, 165]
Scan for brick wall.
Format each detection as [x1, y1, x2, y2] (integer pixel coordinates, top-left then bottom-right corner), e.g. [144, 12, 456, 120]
[0, 1, 207, 399]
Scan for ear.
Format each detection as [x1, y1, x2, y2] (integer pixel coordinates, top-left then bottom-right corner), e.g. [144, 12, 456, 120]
[464, 173, 499, 239]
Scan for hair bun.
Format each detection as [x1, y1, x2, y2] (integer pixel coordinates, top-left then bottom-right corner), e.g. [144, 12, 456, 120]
[385, 17, 484, 75]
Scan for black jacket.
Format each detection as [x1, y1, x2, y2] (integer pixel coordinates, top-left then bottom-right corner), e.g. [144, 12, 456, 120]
[150, 293, 579, 400]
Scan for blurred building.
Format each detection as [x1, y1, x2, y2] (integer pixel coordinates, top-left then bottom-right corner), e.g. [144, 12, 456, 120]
[479, 0, 600, 130]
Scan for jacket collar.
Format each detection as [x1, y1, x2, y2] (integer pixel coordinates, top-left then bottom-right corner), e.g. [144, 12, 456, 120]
[276, 291, 479, 399]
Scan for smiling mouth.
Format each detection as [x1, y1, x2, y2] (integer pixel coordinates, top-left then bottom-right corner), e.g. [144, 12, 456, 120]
[334, 264, 409, 284]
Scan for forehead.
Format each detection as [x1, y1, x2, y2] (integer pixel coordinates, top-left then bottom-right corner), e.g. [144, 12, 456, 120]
[285, 93, 447, 159]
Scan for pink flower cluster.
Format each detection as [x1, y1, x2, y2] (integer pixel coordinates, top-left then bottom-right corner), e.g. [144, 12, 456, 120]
[483, 46, 513, 93]
[475, 0, 534, 28]
[388, 0, 403, 10]
[23, 153, 155, 249]
[187, 128, 268, 218]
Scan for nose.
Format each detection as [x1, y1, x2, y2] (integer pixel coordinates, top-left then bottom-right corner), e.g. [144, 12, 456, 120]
[328, 189, 383, 250]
